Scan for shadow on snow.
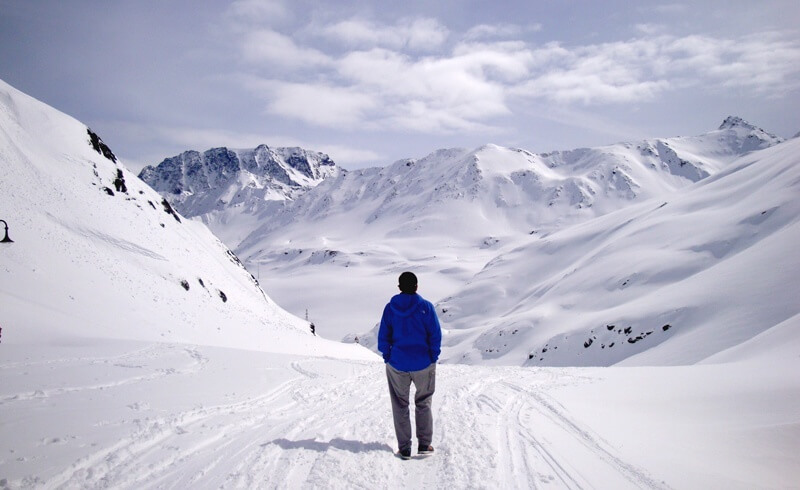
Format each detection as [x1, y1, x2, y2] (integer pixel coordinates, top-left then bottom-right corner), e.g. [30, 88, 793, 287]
[264, 438, 393, 454]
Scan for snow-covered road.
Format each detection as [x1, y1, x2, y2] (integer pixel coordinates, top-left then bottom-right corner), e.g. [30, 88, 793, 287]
[2, 339, 798, 489]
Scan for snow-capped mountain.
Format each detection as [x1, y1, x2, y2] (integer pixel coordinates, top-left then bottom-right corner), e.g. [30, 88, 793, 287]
[220, 118, 783, 348]
[432, 137, 800, 366]
[241, 118, 782, 246]
[0, 78, 370, 360]
[139, 145, 339, 246]
[1, 80, 798, 489]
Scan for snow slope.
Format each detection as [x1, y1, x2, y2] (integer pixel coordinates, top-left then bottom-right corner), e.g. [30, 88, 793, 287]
[226, 119, 783, 347]
[0, 80, 798, 489]
[431, 136, 800, 366]
[0, 78, 370, 360]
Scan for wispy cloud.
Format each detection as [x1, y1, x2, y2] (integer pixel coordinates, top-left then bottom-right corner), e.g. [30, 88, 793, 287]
[241, 29, 331, 68]
[635, 23, 667, 36]
[665, 32, 800, 94]
[267, 81, 379, 127]
[319, 17, 449, 52]
[227, 9, 800, 134]
[464, 23, 541, 41]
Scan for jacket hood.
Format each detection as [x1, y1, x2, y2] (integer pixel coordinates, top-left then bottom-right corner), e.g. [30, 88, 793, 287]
[389, 293, 422, 318]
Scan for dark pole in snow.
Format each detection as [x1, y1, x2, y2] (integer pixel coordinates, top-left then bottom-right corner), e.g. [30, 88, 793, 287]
[0, 220, 12, 243]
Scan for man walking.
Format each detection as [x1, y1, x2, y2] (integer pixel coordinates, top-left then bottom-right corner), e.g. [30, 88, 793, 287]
[378, 271, 442, 460]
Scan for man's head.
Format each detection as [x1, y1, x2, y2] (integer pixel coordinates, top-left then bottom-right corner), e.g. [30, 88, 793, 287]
[398, 271, 418, 294]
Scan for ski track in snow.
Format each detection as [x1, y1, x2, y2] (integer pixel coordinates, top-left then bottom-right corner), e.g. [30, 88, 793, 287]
[0, 345, 207, 407]
[1, 344, 669, 489]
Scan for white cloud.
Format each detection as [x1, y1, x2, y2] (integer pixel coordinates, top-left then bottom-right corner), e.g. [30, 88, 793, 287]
[319, 17, 448, 52]
[514, 32, 800, 104]
[465, 23, 541, 41]
[231, 10, 800, 134]
[266, 82, 378, 128]
[635, 23, 666, 35]
[511, 38, 672, 104]
[241, 29, 331, 68]
[665, 32, 800, 94]
[336, 46, 513, 129]
[405, 18, 450, 51]
[452, 41, 534, 82]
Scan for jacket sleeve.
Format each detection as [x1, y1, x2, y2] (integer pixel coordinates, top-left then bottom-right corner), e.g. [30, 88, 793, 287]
[377, 304, 393, 362]
[426, 302, 442, 363]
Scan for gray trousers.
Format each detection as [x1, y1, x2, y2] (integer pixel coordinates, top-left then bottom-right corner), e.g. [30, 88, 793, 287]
[386, 363, 436, 452]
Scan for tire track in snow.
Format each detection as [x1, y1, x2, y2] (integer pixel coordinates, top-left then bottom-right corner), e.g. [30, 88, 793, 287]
[45, 373, 301, 489]
[7, 348, 673, 489]
[502, 380, 669, 489]
[223, 359, 394, 489]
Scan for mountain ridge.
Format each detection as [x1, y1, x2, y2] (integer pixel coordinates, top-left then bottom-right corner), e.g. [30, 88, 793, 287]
[205, 116, 787, 356]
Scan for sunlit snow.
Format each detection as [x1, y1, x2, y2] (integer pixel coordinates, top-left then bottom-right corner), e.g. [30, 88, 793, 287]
[1, 78, 798, 488]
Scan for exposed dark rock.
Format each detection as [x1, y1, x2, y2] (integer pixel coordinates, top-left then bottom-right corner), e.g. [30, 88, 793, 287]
[627, 334, 645, 344]
[161, 199, 182, 223]
[87, 128, 117, 162]
[113, 169, 127, 193]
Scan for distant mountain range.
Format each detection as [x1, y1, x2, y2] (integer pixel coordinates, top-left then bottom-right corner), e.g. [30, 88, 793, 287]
[134, 113, 798, 368]
[3, 72, 797, 367]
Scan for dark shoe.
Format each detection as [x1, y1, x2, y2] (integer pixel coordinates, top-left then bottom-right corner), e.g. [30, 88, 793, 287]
[397, 448, 411, 460]
[418, 445, 434, 455]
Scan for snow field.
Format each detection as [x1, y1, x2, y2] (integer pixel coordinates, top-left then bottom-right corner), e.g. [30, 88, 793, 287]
[1, 78, 799, 488]
[3, 337, 798, 489]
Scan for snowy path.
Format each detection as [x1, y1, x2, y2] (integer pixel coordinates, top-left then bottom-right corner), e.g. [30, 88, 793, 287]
[0, 341, 678, 489]
[4, 340, 798, 489]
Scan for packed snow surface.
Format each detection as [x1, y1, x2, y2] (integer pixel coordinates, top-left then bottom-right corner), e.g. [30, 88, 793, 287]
[1, 78, 799, 487]
[2, 330, 798, 488]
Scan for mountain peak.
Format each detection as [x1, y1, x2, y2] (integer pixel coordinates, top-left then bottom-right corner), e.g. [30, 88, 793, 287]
[714, 116, 784, 152]
[719, 116, 756, 131]
[138, 144, 340, 220]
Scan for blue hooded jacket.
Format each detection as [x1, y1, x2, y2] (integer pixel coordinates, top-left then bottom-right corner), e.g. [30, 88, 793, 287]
[378, 293, 442, 372]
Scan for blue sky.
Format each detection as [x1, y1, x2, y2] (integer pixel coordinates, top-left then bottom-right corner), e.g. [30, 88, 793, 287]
[2, 0, 799, 171]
